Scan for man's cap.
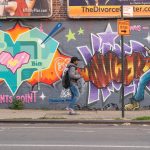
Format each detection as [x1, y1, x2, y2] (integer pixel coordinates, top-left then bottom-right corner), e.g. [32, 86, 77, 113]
[71, 57, 81, 62]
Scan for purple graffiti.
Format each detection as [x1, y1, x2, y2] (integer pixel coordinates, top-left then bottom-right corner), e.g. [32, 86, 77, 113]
[77, 23, 150, 104]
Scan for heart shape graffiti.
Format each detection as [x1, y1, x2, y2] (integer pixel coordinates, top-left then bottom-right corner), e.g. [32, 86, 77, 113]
[0, 51, 30, 73]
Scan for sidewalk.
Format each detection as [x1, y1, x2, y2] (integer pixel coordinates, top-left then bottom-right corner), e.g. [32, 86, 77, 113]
[0, 109, 150, 124]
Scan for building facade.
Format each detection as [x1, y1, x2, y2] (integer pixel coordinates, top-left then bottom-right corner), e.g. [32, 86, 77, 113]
[0, 0, 150, 110]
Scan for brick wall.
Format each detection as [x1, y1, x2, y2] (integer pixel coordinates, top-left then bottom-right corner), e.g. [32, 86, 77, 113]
[52, 0, 68, 20]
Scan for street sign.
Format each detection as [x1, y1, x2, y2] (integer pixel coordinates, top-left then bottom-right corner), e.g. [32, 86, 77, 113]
[118, 20, 130, 36]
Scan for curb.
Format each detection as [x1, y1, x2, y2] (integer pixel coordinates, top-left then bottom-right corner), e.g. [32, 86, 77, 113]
[0, 119, 150, 124]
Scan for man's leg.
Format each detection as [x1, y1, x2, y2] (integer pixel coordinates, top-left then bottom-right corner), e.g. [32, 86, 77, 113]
[68, 84, 80, 112]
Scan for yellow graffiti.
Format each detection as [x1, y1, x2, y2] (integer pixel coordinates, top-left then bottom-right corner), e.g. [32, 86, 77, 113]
[8, 59, 18, 67]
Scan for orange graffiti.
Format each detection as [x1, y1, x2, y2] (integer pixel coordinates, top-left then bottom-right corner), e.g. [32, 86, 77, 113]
[80, 52, 150, 88]
[28, 50, 70, 86]
[7, 23, 30, 42]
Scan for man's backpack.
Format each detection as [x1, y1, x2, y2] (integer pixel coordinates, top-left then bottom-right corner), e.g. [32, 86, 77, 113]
[62, 67, 71, 89]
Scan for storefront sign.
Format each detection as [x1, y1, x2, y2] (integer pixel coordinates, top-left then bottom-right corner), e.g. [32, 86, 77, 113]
[68, 0, 150, 18]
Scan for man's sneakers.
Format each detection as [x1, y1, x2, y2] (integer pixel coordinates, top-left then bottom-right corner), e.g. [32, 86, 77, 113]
[66, 107, 76, 115]
[69, 108, 76, 115]
[125, 101, 140, 111]
[65, 107, 70, 111]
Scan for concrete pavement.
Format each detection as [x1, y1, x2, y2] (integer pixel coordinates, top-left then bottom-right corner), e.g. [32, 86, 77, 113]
[0, 124, 150, 150]
[0, 109, 150, 124]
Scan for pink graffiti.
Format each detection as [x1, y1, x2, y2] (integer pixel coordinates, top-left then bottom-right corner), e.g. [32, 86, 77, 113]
[39, 23, 44, 32]
[0, 95, 13, 104]
[0, 51, 30, 73]
[0, 91, 37, 104]
[130, 25, 141, 32]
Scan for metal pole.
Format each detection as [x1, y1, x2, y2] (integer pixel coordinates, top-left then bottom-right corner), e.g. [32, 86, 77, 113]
[121, 5, 125, 118]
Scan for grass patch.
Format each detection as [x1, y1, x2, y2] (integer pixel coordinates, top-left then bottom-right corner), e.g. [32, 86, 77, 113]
[39, 117, 67, 120]
[9, 99, 24, 110]
[134, 116, 150, 120]
[115, 118, 122, 120]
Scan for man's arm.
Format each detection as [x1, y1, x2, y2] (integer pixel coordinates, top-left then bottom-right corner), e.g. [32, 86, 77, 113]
[69, 67, 81, 79]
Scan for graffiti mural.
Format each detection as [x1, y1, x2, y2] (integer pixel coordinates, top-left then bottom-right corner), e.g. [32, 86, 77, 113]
[0, 22, 59, 94]
[0, 21, 70, 105]
[0, 20, 150, 109]
[78, 23, 150, 106]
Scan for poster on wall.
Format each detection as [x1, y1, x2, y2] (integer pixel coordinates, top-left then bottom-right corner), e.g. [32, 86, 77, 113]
[67, 0, 150, 18]
[0, 0, 52, 19]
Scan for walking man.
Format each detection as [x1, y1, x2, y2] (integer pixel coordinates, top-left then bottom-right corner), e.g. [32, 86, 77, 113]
[65, 57, 83, 115]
